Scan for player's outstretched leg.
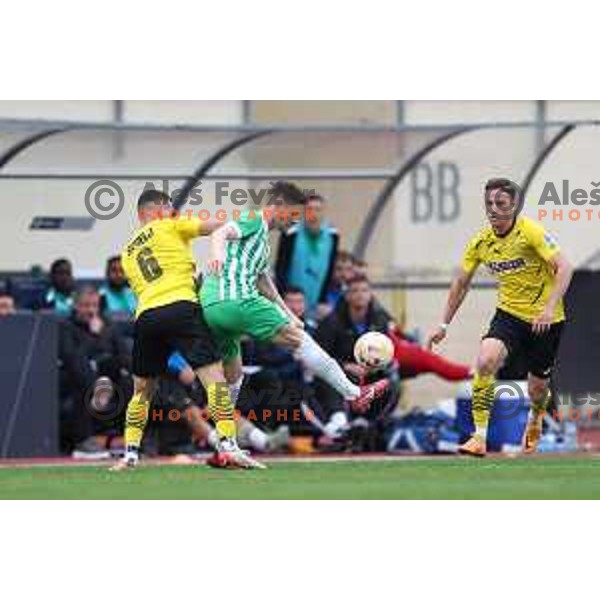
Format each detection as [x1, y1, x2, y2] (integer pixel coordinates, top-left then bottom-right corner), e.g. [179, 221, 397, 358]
[198, 361, 265, 470]
[459, 338, 507, 458]
[522, 375, 550, 454]
[273, 326, 389, 413]
[110, 376, 156, 471]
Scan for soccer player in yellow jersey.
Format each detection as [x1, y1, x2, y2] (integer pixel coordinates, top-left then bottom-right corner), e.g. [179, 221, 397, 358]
[112, 189, 264, 470]
[427, 178, 573, 457]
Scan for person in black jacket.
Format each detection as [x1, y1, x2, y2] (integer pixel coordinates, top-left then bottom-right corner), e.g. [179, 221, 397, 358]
[275, 194, 339, 320]
[59, 286, 132, 458]
[314, 275, 400, 448]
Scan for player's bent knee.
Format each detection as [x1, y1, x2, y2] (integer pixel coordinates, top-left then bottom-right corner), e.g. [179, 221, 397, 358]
[476, 353, 500, 376]
[476, 339, 506, 376]
[528, 378, 548, 400]
[134, 376, 155, 398]
[223, 360, 243, 385]
[196, 361, 226, 386]
[274, 324, 303, 349]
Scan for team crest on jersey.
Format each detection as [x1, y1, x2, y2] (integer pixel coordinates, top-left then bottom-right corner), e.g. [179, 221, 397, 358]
[544, 232, 558, 248]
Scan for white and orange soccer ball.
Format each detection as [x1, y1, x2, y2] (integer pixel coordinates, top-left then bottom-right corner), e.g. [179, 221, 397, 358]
[353, 332, 394, 370]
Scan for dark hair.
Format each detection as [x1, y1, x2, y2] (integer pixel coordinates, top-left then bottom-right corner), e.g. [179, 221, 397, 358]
[347, 274, 371, 287]
[306, 193, 325, 204]
[336, 250, 355, 263]
[74, 285, 99, 302]
[50, 258, 72, 275]
[268, 181, 306, 205]
[352, 257, 368, 268]
[0, 290, 13, 300]
[137, 189, 171, 211]
[484, 178, 518, 200]
[105, 255, 121, 273]
[284, 285, 305, 296]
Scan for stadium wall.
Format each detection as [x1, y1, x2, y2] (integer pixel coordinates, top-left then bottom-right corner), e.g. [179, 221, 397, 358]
[2, 102, 600, 276]
[0, 100, 243, 125]
[0, 101, 599, 409]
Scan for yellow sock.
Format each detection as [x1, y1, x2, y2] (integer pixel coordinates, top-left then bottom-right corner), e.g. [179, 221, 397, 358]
[207, 382, 236, 439]
[472, 372, 495, 439]
[124, 391, 151, 449]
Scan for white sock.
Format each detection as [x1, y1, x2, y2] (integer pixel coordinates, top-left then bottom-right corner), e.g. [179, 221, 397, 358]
[475, 426, 488, 440]
[125, 446, 139, 462]
[228, 375, 244, 406]
[324, 411, 349, 438]
[236, 418, 269, 451]
[207, 429, 219, 449]
[297, 332, 360, 400]
[248, 427, 269, 452]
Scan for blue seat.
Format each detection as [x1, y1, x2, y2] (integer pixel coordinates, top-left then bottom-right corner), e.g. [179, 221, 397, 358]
[8, 276, 49, 310]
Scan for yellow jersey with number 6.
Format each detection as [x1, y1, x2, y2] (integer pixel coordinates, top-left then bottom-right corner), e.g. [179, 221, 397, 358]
[121, 218, 203, 318]
[461, 216, 564, 324]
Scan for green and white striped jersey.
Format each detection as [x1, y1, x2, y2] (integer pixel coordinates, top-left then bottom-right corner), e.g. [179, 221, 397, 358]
[201, 210, 270, 306]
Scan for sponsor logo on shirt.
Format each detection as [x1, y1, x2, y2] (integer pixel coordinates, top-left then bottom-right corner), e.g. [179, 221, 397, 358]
[487, 258, 526, 274]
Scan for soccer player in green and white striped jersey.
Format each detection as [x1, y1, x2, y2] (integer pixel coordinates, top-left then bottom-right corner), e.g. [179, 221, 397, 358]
[200, 182, 388, 467]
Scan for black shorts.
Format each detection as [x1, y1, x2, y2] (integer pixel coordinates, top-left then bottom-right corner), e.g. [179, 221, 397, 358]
[132, 301, 220, 378]
[484, 308, 564, 379]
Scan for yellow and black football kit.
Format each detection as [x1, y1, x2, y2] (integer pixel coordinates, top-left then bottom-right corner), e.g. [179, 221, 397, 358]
[120, 216, 235, 447]
[462, 216, 564, 324]
[122, 217, 202, 318]
[121, 218, 220, 377]
[461, 216, 564, 379]
[461, 216, 566, 438]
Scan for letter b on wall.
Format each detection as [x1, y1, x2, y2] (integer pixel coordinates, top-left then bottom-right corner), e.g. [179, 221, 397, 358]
[410, 161, 461, 223]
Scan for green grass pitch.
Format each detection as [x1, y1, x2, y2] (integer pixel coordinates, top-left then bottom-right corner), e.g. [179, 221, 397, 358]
[1, 456, 600, 499]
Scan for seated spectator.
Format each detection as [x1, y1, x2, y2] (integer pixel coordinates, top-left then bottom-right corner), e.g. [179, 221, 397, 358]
[314, 275, 400, 449]
[317, 275, 394, 365]
[352, 257, 369, 279]
[0, 292, 16, 317]
[281, 285, 316, 334]
[321, 250, 355, 317]
[59, 286, 132, 459]
[38, 258, 76, 316]
[99, 255, 137, 320]
[275, 192, 339, 320]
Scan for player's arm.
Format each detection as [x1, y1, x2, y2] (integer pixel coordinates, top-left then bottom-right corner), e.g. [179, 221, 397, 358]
[426, 267, 475, 349]
[426, 235, 480, 349]
[256, 272, 304, 329]
[205, 221, 241, 275]
[529, 226, 573, 333]
[200, 218, 229, 235]
[533, 252, 572, 333]
[174, 217, 227, 243]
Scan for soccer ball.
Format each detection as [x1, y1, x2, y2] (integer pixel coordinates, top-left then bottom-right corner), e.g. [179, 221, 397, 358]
[354, 332, 394, 370]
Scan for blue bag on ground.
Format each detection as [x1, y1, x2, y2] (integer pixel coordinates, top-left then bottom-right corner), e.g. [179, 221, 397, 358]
[385, 409, 460, 454]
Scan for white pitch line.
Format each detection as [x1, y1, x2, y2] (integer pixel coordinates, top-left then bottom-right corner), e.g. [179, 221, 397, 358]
[1, 452, 599, 470]
[0, 453, 451, 470]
